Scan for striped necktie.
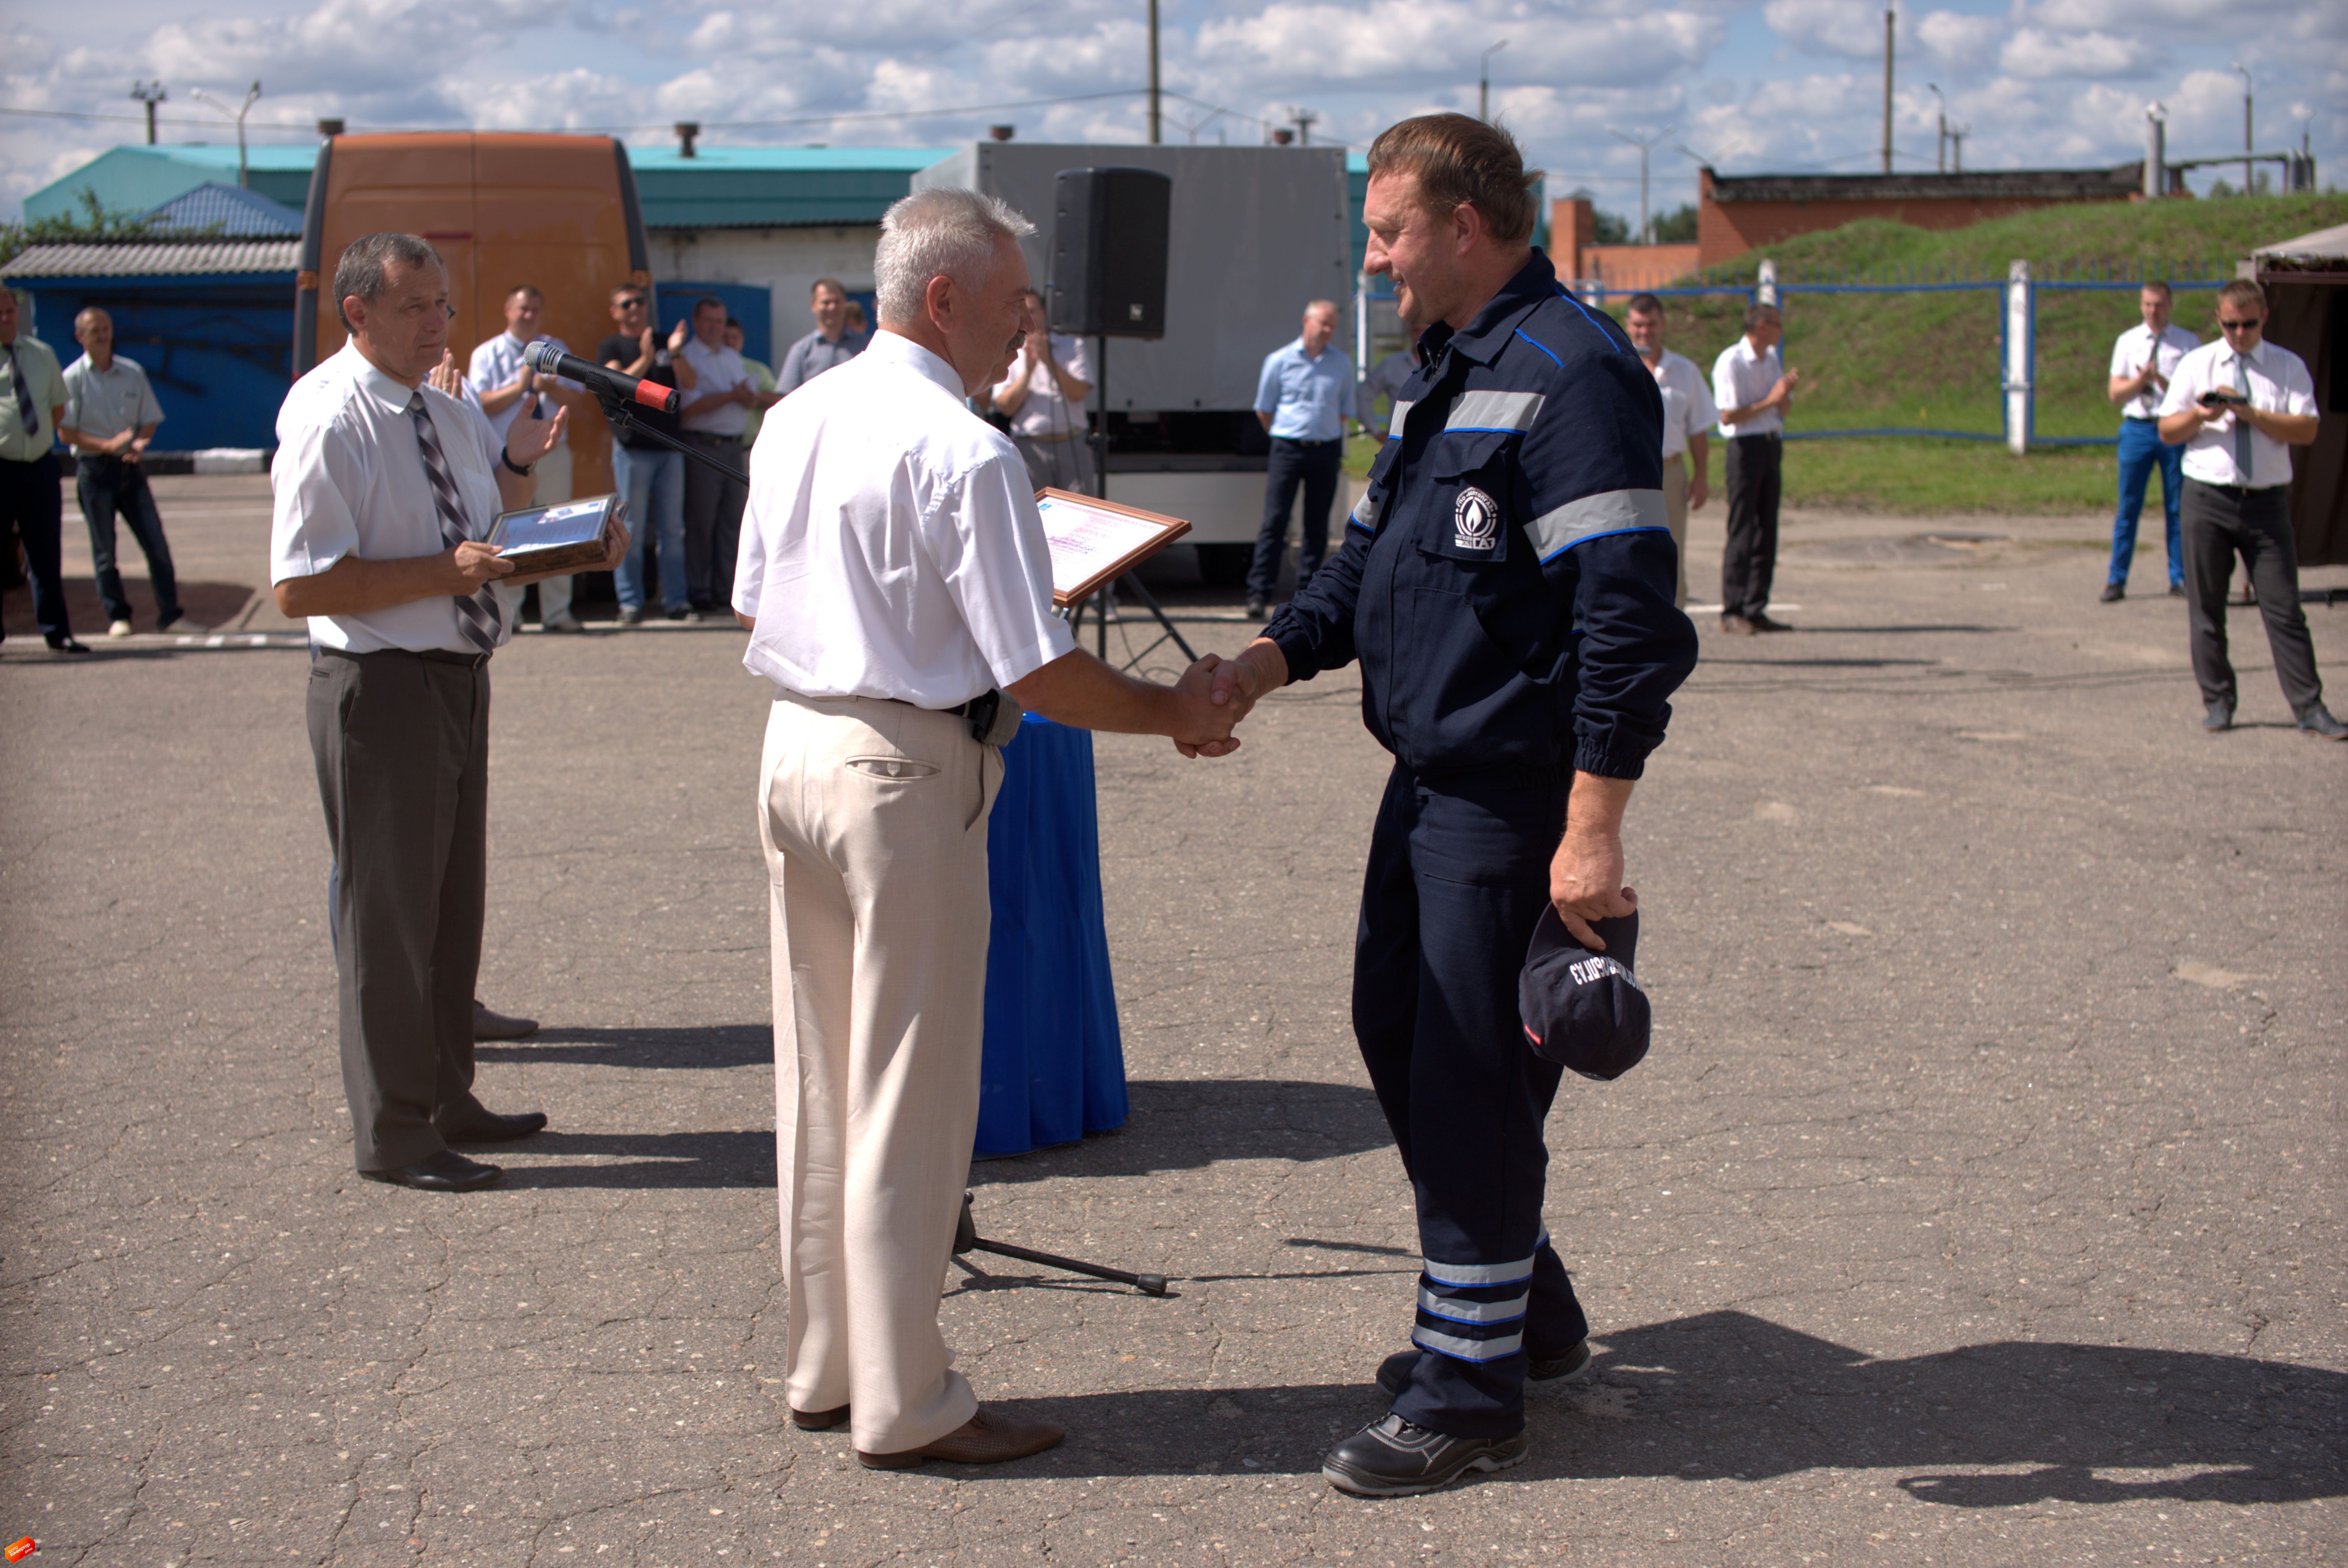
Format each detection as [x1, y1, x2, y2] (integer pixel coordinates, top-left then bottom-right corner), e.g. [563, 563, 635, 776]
[5, 345, 35, 434]
[408, 392, 502, 654]
[2231, 352, 2254, 482]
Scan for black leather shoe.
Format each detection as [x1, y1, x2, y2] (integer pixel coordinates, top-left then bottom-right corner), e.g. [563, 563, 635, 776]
[441, 1110, 548, 1142]
[46, 636, 92, 654]
[360, 1149, 502, 1191]
[2100, 582, 2125, 603]
[1376, 1339, 1591, 1400]
[1749, 612, 1795, 632]
[2168, 583, 2185, 598]
[2297, 705, 2348, 741]
[1245, 597, 1268, 620]
[2202, 700, 2233, 733]
[1323, 1413, 1526, 1497]
[472, 999, 539, 1040]
[1719, 613, 1756, 636]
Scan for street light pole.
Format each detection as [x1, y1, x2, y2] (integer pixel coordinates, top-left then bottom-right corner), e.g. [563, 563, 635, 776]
[1147, 0, 1161, 145]
[1927, 82, 1945, 173]
[1478, 39, 1508, 123]
[1610, 125, 1676, 245]
[192, 80, 263, 189]
[129, 81, 167, 146]
[1881, 6, 1895, 175]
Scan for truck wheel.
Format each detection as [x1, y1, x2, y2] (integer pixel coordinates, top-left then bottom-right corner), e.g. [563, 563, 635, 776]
[1195, 544, 1251, 587]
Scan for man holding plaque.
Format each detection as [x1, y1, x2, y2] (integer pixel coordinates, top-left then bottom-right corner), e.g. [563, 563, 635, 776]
[734, 185, 1244, 1472]
[271, 232, 628, 1194]
[1208, 115, 1697, 1496]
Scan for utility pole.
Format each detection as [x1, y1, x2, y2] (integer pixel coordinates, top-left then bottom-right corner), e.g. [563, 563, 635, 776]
[1610, 125, 1675, 245]
[1147, 0, 1161, 144]
[129, 81, 166, 146]
[1292, 108, 1318, 147]
[1949, 122, 1967, 173]
[1927, 82, 1945, 173]
[2231, 62, 2253, 192]
[1479, 39, 1508, 123]
[1881, 6, 1895, 175]
[191, 80, 262, 189]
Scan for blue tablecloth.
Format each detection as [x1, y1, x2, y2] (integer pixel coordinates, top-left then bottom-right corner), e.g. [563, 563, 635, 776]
[974, 713, 1129, 1158]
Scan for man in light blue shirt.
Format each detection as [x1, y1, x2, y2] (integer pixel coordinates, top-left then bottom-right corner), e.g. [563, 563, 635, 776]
[1247, 300, 1358, 615]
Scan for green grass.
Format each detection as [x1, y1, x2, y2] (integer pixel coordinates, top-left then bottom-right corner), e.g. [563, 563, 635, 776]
[1778, 439, 2116, 515]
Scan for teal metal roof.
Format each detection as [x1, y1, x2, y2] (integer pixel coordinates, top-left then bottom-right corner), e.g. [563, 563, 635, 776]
[628, 145, 955, 229]
[25, 144, 320, 221]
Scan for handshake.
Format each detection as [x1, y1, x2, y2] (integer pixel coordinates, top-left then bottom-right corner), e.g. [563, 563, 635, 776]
[1162, 641, 1286, 759]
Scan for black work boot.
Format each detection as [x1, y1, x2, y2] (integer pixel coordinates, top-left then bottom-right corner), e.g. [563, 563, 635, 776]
[1322, 1413, 1527, 1497]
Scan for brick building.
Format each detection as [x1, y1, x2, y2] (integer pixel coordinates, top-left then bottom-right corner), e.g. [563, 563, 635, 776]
[1694, 164, 2145, 267]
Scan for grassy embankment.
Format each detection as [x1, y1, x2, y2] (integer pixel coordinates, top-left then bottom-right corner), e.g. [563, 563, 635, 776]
[1350, 193, 2346, 515]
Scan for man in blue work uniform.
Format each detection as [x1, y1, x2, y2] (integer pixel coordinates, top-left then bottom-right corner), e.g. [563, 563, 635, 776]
[1209, 114, 1697, 1497]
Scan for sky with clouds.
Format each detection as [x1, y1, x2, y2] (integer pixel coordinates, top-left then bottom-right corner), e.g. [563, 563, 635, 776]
[4, 0, 2341, 222]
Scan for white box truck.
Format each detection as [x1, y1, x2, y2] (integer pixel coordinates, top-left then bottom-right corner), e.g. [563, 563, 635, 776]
[912, 143, 1354, 585]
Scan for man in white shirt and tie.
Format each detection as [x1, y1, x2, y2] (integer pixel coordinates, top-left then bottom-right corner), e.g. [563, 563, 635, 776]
[2102, 281, 2199, 602]
[2155, 278, 2337, 739]
[679, 295, 757, 616]
[271, 233, 629, 1191]
[734, 186, 1252, 1472]
[1710, 301, 1798, 634]
[469, 284, 585, 630]
[1626, 293, 1717, 609]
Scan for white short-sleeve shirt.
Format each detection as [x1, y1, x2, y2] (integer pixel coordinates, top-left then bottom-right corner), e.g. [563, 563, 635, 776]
[1646, 348, 1718, 460]
[467, 330, 576, 444]
[2109, 323, 2201, 422]
[270, 342, 516, 653]
[680, 336, 753, 437]
[1711, 336, 1784, 438]
[990, 332, 1093, 441]
[62, 353, 166, 441]
[2155, 337, 2317, 490]
[735, 330, 1077, 706]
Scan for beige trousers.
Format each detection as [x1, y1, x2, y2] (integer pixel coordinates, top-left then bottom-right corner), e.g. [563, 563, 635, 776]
[759, 690, 1003, 1453]
[1661, 452, 1689, 609]
[532, 443, 575, 622]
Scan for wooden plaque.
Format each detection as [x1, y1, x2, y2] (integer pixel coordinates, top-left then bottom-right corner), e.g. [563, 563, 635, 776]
[1034, 488, 1192, 607]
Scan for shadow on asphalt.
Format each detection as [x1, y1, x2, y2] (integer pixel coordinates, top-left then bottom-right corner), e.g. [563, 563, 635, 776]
[476, 1024, 773, 1071]
[492, 1129, 774, 1188]
[963, 1311, 2345, 1504]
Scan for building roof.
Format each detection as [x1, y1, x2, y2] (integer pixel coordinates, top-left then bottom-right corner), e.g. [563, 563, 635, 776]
[0, 238, 299, 278]
[629, 145, 956, 229]
[2254, 221, 2348, 264]
[143, 181, 304, 237]
[24, 143, 323, 222]
[1704, 164, 2143, 203]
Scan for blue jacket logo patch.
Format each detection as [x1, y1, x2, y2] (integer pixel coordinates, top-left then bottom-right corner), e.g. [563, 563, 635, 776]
[1453, 486, 1500, 551]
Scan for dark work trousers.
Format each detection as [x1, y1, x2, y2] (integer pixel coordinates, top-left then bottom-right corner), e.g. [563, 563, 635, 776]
[76, 456, 182, 627]
[306, 648, 494, 1172]
[1248, 436, 1344, 603]
[2180, 478, 2324, 716]
[1354, 764, 1590, 1440]
[1721, 433, 1782, 619]
[682, 433, 749, 611]
[1, 453, 71, 642]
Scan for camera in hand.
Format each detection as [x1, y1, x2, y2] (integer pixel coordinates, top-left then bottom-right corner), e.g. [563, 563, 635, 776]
[2198, 388, 2245, 409]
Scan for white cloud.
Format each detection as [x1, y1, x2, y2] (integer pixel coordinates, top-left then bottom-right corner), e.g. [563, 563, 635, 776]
[1761, 0, 1893, 62]
[1915, 10, 2004, 67]
[1997, 27, 2162, 79]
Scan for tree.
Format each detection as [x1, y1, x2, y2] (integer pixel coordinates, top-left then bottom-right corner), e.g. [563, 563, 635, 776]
[1651, 203, 1699, 244]
[1592, 209, 1632, 245]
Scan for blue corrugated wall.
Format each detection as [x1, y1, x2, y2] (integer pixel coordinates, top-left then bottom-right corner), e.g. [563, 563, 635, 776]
[21, 273, 296, 451]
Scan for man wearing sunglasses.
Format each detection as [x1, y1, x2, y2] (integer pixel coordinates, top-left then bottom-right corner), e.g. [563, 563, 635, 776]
[2156, 279, 2338, 739]
[598, 286, 697, 623]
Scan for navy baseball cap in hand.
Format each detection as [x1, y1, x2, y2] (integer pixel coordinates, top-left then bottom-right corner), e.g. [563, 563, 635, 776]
[1519, 906, 1650, 1081]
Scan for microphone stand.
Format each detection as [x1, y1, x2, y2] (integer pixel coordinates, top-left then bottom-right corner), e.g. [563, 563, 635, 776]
[1067, 332, 1198, 668]
[594, 389, 748, 485]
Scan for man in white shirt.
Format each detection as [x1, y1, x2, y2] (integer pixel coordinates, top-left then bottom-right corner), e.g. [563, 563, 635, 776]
[2154, 278, 2338, 738]
[678, 296, 755, 615]
[1710, 301, 1798, 634]
[1626, 293, 1717, 609]
[734, 185, 1250, 1471]
[58, 306, 194, 636]
[271, 233, 629, 1192]
[990, 286, 1094, 494]
[2102, 281, 2199, 602]
[469, 285, 585, 630]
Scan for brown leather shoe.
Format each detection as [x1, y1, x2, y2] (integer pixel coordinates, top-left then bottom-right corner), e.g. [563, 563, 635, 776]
[791, 1404, 849, 1431]
[472, 1000, 539, 1041]
[856, 1406, 1064, 1470]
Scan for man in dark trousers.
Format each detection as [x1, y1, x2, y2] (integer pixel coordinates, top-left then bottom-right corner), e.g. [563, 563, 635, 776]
[1709, 300, 1798, 634]
[1246, 300, 1357, 617]
[1208, 114, 1697, 1496]
[0, 286, 84, 652]
[271, 232, 628, 1191]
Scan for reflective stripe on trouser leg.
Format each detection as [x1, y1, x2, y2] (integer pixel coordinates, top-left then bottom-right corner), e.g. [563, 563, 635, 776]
[1352, 765, 1587, 1439]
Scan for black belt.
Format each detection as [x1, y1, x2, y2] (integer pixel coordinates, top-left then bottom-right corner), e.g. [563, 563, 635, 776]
[318, 645, 493, 670]
[1273, 436, 1342, 449]
[684, 430, 745, 444]
[1731, 432, 1781, 444]
[2184, 477, 2278, 499]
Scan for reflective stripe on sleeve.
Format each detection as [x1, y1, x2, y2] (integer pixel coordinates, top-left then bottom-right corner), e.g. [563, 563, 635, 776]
[1421, 1253, 1537, 1287]
[1349, 489, 1383, 532]
[1445, 390, 1546, 432]
[1529, 488, 1669, 560]
[1417, 1286, 1529, 1324]
[1384, 399, 1414, 438]
[1413, 1324, 1527, 1361]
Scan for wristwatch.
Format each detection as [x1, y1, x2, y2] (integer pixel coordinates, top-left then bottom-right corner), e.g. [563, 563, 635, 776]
[500, 448, 535, 477]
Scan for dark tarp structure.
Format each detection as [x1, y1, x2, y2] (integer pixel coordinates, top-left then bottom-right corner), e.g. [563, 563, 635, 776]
[2251, 222, 2348, 566]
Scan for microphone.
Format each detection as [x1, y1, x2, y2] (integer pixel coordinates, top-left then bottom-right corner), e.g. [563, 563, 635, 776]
[525, 340, 679, 415]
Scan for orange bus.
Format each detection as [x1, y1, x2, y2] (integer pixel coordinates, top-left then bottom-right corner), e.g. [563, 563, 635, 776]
[294, 132, 652, 495]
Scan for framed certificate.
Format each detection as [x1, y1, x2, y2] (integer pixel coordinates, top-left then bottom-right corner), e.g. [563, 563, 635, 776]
[486, 493, 624, 574]
[1034, 488, 1191, 607]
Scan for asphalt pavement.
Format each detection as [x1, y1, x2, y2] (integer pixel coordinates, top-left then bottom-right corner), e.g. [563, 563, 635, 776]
[2, 475, 2343, 1566]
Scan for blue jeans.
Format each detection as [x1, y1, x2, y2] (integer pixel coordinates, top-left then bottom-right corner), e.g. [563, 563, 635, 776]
[2109, 417, 2184, 588]
[611, 444, 688, 611]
